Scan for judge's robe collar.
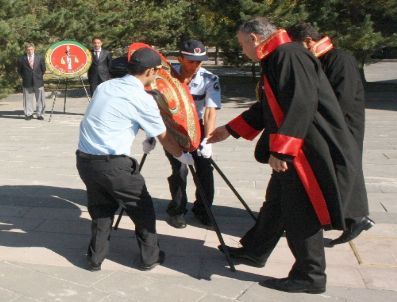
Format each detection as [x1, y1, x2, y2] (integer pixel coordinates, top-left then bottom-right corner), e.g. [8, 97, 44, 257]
[310, 36, 334, 58]
[255, 29, 292, 61]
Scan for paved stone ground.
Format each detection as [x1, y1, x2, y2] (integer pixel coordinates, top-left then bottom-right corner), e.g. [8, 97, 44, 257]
[0, 62, 396, 301]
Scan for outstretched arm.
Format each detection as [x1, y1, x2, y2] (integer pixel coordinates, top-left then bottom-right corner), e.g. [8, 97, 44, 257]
[207, 125, 230, 144]
[157, 130, 182, 157]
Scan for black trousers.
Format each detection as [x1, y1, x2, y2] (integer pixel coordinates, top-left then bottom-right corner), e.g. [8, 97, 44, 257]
[241, 168, 326, 286]
[76, 151, 160, 266]
[164, 149, 214, 217]
[89, 76, 104, 97]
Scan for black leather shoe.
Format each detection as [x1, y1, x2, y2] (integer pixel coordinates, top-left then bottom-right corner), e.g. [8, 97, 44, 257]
[37, 116, 44, 120]
[139, 250, 165, 271]
[192, 206, 213, 226]
[259, 277, 326, 294]
[193, 212, 213, 226]
[86, 255, 101, 272]
[25, 115, 32, 120]
[218, 245, 267, 268]
[329, 216, 375, 246]
[166, 214, 187, 229]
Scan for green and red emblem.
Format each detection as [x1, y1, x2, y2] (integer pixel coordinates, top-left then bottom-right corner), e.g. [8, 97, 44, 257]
[45, 40, 92, 78]
[128, 42, 201, 152]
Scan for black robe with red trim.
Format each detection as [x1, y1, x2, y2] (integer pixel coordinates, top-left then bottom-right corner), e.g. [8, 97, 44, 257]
[320, 48, 365, 152]
[319, 48, 368, 220]
[227, 42, 367, 230]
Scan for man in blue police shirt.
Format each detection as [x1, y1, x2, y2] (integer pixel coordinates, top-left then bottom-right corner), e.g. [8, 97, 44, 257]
[164, 40, 222, 228]
[76, 48, 194, 271]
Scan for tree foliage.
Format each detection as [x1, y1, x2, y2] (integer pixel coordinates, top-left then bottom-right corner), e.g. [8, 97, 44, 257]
[303, 0, 397, 66]
[0, 0, 395, 97]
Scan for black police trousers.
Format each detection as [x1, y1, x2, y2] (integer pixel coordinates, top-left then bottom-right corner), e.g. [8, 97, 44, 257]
[164, 149, 214, 217]
[76, 151, 160, 266]
[240, 168, 327, 287]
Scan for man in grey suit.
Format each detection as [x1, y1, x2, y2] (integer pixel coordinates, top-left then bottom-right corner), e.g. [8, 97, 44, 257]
[17, 43, 46, 120]
[87, 37, 112, 96]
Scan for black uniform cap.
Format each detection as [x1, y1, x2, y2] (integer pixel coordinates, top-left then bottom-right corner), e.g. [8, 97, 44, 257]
[129, 48, 162, 69]
[179, 39, 208, 61]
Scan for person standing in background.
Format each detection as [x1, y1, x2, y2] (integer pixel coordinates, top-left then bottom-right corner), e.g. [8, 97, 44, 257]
[17, 43, 46, 120]
[87, 37, 112, 96]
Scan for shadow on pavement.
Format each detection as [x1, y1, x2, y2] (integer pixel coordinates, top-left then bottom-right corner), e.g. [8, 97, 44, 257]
[0, 185, 263, 281]
[0, 110, 83, 119]
[0, 110, 26, 119]
[365, 98, 397, 111]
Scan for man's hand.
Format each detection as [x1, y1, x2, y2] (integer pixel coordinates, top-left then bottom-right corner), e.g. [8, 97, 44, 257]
[174, 152, 194, 166]
[197, 138, 212, 158]
[207, 126, 230, 144]
[142, 137, 156, 154]
[269, 154, 288, 172]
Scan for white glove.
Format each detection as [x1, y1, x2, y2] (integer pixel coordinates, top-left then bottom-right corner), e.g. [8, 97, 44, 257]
[174, 152, 194, 166]
[142, 137, 156, 154]
[197, 138, 212, 158]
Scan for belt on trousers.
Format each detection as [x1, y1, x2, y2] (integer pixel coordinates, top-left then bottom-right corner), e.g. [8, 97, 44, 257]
[76, 150, 126, 160]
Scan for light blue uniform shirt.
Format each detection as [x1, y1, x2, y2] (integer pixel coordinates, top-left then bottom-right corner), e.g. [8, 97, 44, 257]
[78, 75, 166, 155]
[174, 65, 221, 119]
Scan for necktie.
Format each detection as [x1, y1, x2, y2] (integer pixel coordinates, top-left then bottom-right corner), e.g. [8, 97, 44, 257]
[96, 51, 100, 59]
[28, 56, 34, 68]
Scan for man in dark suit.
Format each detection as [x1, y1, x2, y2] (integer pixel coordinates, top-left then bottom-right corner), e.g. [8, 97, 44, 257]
[87, 37, 112, 96]
[17, 43, 46, 120]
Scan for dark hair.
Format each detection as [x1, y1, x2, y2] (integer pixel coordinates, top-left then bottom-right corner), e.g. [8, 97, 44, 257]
[238, 17, 277, 38]
[127, 63, 149, 76]
[92, 37, 102, 42]
[287, 22, 322, 42]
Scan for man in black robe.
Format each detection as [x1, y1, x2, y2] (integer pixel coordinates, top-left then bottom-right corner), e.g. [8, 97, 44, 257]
[209, 17, 364, 294]
[287, 22, 373, 246]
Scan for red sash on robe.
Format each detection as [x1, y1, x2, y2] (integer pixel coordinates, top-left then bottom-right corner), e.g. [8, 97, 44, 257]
[259, 31, 331, 227]
[263, 77, 332, 227]
[310, 36, 334, 58]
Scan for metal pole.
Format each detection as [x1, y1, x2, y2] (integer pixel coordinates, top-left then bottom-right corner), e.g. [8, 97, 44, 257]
[113, 153, 148, 230]
[188, 164, 236, 272]
[79, 75, 91, 103]
[49, 78, 61, 122]
[210, 158, 257, 221]
[63, 78, 68, 113]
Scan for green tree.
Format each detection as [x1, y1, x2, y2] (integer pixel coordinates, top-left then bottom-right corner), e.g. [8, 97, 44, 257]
[0, 0, 49, 97]
[1, 0, 396, 98]
[304, 0, 397, 73]
[191, 0, 307, 65]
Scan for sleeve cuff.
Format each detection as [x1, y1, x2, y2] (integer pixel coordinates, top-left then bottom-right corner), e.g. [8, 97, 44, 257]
[227, 115, 261, 141]
[225, 124, 240, 138]
[269, 133, 303, 157]
[271, 152, 294, 163]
